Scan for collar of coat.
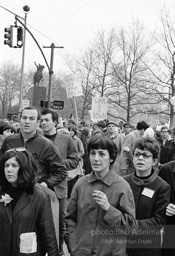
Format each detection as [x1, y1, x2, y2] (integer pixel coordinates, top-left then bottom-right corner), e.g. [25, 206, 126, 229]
[108, 132, 118, 139]
[87, 169, 116, 186]
[20, 130, 39, 141]
[131, 169, 157, 186]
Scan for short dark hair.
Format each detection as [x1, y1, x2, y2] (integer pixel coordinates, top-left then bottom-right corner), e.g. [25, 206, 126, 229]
[96, 120, 106, 129]
[133, 137, 160, 159]
[87, 136, 117, 165]
[41, 108, 59, 124]
[0, 149, 37, 192]
[136, 121, 149, 131]
[20, 106, 41, 121]
[80, 120, 86, 126]
[68, 126, 77, 135]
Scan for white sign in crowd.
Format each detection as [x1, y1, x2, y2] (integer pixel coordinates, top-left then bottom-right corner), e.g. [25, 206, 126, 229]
[91, 96, 108, 122]
[65, 75, 83, 99]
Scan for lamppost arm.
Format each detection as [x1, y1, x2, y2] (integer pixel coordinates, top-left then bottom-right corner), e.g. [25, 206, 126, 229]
[0, 5, 24, 20]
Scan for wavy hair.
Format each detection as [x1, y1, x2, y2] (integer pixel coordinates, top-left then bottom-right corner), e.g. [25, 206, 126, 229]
[0, 149, 38, 193]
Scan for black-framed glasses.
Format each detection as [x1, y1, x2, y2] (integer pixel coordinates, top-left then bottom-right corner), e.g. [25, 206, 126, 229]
[6, 147, 26, 153]
[133, 152, 153, 159]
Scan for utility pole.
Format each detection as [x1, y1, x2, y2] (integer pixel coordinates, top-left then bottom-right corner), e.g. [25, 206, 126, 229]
[43, 43, 64, 108]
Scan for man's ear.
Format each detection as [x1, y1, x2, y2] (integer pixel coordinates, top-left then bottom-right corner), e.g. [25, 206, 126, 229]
[54, 121, 57, 127]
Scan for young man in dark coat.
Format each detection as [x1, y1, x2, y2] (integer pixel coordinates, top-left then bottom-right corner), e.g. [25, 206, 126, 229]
[41, 108, 78, 256]
[0, 107, 67, 192]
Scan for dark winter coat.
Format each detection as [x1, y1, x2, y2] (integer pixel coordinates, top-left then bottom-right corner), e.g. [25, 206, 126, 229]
[157, 138, 175, 164]
[124, 170, 170, 256]
[65, 169, 136, 256]
[0, 184, 59, 256]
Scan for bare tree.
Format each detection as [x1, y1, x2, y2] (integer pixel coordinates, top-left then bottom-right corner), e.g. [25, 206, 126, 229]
[146, 7, 175, 126]
[0, 63, 21, 117]
[110, 21, 153, 122]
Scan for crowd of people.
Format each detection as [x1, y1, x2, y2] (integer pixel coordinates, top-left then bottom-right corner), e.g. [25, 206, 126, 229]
[0, 108, 175, 256]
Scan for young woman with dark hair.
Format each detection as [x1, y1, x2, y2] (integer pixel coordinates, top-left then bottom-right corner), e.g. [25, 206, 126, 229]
[65, 136, 136, 256]
[0, 148, 59, 256]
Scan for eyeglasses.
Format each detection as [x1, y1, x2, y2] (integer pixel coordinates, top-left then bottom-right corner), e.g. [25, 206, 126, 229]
[6, 147, 26, 153]
[133, 152, 153, 159]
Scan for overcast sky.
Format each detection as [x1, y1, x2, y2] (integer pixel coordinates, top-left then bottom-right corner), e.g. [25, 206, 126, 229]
[1, 0, 175, 73]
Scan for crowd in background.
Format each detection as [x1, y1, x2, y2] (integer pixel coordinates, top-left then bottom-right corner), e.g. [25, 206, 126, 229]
[1, 111, 175, 255]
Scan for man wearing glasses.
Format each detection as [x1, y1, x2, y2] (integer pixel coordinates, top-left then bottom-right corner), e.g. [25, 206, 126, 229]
[0, 106, 67, 192]
[124, 137, 170, 256]
[157, 126, 175, 165]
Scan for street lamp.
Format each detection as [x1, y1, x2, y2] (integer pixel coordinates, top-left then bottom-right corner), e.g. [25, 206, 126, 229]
[18, 5, 30, 113]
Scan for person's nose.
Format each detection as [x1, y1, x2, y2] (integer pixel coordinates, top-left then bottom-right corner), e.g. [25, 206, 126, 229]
[24, 117, 30, 123]
[94, 153, 100, 161]
[6, 165, 12, 172]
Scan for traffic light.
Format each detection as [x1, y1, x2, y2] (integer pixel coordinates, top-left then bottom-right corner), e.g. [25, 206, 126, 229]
[40, 100, 48, 109]
[4, 26, 13, 47]
[17, 27, 23, 47]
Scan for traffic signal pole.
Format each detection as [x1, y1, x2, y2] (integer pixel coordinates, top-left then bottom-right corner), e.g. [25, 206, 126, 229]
[19, 11, 28, 113]
[1, 5, 64, 111]
[43, 44, 64, 108]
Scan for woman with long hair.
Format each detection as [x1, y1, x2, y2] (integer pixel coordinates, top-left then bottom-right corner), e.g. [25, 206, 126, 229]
[0, 148, 59, 256]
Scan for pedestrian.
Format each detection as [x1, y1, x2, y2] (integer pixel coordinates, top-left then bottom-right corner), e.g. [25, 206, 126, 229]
[0, 148, 59, 256]
[120, 121, 149, 176]
[79, 127, 92, 175]
[65, 136, 136, 256]
[124, 137, 170, 256]
[106, 120, 124, 174]
[122, 122, 132, 136]
[0, 106, 67, 202]
[156, 126, 175, 165]
[0, 123, 16, 148]
[67, 126, 84, 198]
[40, 108, 78, 256]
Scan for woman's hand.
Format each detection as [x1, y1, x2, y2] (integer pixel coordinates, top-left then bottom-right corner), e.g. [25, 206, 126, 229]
[166, 203, 175, 216]
[92, 190, 110, 211]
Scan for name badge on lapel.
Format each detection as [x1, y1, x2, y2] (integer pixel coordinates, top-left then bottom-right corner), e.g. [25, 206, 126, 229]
[141, 188, 155, 198]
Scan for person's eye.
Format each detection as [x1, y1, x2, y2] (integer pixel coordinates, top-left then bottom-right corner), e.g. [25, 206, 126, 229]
[142, 153, 149, 158]
[134, 153, 140, 157]
[12, 164, 19, 168]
